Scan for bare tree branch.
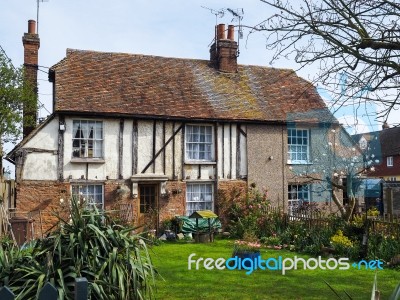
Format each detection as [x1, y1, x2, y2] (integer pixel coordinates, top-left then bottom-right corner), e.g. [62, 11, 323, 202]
[256, 0, 400, 121]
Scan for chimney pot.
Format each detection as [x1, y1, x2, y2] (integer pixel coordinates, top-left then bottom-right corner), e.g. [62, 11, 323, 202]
[28, 20, 36, 34]
[210, 24, 238, 73]
[217, 24, 226, 40]
[228, 25, 235, 41]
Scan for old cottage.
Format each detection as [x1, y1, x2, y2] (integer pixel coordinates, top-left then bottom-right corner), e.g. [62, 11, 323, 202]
[7, 21, 354, 233]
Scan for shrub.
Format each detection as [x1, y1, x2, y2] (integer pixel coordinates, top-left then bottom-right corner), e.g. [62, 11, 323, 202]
[218, 186, 270, 238]
[0, 198, 156, 300]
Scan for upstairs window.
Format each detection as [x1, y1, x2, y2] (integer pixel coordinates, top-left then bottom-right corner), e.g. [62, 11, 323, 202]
[387, 156, 393, 167]
[288, 128, 309, 164]
[185, 125, 213, 161]
[72, 120, 103, 158]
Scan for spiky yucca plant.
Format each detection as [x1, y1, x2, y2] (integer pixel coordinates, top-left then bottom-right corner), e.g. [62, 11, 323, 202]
[0, 198, 156, 299]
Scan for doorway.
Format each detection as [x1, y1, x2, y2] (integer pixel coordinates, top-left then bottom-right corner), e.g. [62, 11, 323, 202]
[138, 184, 158, 230]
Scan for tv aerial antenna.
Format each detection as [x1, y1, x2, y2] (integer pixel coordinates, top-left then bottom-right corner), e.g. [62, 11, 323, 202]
[202, 6, 244, 56]
[201, 6, 225, 27]
[36, 0, 49, 34]
[226, 8, 244, 40]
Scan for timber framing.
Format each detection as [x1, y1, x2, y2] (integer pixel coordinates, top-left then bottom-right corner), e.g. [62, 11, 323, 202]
[58, 116, 65, 181]
[141, 123, 184, 174]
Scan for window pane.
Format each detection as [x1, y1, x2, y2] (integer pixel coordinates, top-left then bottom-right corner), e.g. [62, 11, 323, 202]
[72, 120, 103, 158]
[287, 129, 308, 163]
[185, 125, 213, 161]
[72, 184, 103, 209]
[186, 183, 213, 216]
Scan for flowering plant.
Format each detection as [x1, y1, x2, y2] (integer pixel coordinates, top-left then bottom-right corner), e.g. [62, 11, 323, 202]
[367, 207, 379, 217]
[330, 230, 353, 248]
[233, 240, 261, 253]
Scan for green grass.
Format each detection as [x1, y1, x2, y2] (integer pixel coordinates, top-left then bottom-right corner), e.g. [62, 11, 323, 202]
[150, 238, 399, 300]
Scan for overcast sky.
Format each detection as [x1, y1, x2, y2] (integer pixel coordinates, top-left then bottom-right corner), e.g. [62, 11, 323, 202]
[1, 0, 397, 172]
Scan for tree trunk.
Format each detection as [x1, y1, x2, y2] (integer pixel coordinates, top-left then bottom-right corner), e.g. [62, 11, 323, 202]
[331, 189, 346, 218]
[0, 140, 3, 178]
[331, 188, 355, 222]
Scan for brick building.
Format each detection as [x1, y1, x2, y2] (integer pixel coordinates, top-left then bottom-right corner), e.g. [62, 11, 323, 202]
[7, 21, 357, 233]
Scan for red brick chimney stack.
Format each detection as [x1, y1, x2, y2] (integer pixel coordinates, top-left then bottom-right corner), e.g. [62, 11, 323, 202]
[210, 24, 238, 73]
[22, 19, 40, 137]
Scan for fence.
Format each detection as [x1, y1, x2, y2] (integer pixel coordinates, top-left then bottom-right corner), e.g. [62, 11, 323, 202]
[267, 205, 400, 236]
[0, 179, 15, 212]
[0, 277, 88, 300]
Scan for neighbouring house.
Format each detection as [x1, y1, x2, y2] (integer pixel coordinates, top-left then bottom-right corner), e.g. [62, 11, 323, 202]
[7, 21, 359, 234]
[353, 125, 400, 182]
[353, 125, 400, 215]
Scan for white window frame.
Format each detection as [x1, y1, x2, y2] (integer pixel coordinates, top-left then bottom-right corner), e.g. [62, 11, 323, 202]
[185, 124, 214, 162]
[186, 182, 214, 216]
[71, 184, 104, 209]
[287, 128, 310, 164]
[288, 184, 310, 203]
[72, 120, 104, 158]
[387, 156, 393, 167]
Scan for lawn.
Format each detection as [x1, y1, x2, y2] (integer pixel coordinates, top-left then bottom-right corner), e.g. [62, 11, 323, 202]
[150, 238, 400, 300]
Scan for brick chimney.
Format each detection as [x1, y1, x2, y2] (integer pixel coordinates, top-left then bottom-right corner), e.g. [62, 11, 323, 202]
[210, 24, 238, 73]
[22, 20, 40, 137]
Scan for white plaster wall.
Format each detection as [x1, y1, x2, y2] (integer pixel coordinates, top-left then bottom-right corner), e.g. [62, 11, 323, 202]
[240, 125, 248, 177]
[23, 152, 57, 180]
[24, 117, 59, 150]
[216, 124, 242, 179]
[63, 118, 120, 180]
[137, 120, 154, 175]
[155, 121, 163, 174]
[104, 120, 119, 179]
[217, 126, 223, 179]
[23, 117, 247, 182]
[122, 120, 133, 179]
[231, 125, 237, 179]
[164, 122, 174, 178]
[175, 123, 183, 180]
[87, 163, 106, 180]
[224, 124, 230, 178]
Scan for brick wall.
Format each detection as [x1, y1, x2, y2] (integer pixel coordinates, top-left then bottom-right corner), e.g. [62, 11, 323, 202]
[15, 180, 70, 237]
[14, 179, 248, 238]
[216, 180, 248, 228]
[159, 181, 186, 221]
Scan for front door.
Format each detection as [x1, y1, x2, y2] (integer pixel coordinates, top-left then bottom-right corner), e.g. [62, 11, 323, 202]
[138, 184, 158, 229]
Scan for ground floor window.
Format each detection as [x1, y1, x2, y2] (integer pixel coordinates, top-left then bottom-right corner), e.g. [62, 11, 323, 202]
[186, 182, 213, 216]
[288, 184, 310, 210]
[71, 184, 103, 209]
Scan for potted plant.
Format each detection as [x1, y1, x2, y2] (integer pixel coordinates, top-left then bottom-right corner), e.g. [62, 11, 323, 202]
[232, 239, 261, 266]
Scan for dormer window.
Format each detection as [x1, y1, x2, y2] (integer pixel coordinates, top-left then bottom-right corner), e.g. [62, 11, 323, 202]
[387, 156, 393, 167]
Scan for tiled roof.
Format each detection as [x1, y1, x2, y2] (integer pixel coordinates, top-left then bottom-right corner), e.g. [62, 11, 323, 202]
[353, 126, 400, 157]
[50, 49, 336, 123]
[378, 127, 400, 156]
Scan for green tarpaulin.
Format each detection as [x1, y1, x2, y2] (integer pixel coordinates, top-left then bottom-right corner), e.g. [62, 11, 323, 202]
[175, 216, 221, 233]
